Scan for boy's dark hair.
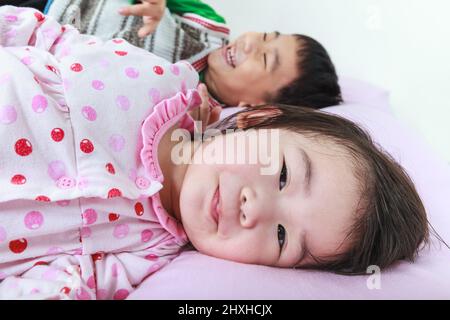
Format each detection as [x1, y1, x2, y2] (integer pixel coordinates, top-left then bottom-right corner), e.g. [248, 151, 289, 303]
[215, 104, 444, 275]
[271, 35, 342, 109]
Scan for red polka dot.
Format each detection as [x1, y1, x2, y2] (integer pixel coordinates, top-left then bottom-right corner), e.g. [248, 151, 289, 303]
[60, 287, 71, 295]
[11, 174, 26, 185]
[108, 213, 120, 222]
[33, 261, 49, 267]
[107, 188, 122, 198]
[153, 66, 164, 75]
[80, 139, 94, 153]
[61, 26, 66, 33]
[105, 163, 115, 174]
[51, 128, 65, 142]
[134, 202, 144, 216]
[114, 50, 128, 56]
[145, 254, 158, 261]
[9, 238, 27, 254]
[112, 39, 123, 44]
[46, 65, 57, 74]
[35, 195, 51, 202]
[92, 252, 104, 262]
[113, 289, 129, 300]
[33, 76, 40, 84]
[34, 12, 45, 22]
[70, 63, 83, 72]
[14, 138, 33, 156]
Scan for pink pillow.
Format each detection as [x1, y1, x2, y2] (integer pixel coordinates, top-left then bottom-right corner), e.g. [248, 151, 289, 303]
[339, 76, 391, 113]
[128, 102, 450, 299]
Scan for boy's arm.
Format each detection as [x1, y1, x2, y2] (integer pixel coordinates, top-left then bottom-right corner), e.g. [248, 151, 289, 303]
[166, 0, 226, 23]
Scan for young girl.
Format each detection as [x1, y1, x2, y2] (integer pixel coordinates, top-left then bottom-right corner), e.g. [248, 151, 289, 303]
[0, 6, 428, 299]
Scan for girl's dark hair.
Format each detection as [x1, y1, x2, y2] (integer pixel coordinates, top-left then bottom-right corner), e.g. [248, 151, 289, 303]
[271, 35, 342, 109]
[214, 104, 438, 275]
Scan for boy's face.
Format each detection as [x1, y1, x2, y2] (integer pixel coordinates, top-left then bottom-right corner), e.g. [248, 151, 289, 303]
[205, 32, 300, 106]
[179, 129, 360, 268]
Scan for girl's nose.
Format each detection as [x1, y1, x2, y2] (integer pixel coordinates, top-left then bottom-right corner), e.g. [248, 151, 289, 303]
[239, 187, 264, 228]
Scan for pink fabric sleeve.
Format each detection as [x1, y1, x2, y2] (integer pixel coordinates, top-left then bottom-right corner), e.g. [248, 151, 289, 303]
[0, 5, 96, 59]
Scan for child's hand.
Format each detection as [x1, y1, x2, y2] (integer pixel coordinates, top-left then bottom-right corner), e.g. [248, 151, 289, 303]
[118, 0, 166, 37]
[189, 84, 222, 132]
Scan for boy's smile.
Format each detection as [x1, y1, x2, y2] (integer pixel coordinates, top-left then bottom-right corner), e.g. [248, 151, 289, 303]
[204, 32, 300, 107]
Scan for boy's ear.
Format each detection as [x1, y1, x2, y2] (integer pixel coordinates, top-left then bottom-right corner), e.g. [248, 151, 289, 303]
[237, 100, 265, 108]
[236, 105, 281, 129]
[237, 101, 251, 108]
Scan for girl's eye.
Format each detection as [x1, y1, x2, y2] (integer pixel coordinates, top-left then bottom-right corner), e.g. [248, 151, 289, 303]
[277, 224, 286, 249]
[279, 158, 287, 190]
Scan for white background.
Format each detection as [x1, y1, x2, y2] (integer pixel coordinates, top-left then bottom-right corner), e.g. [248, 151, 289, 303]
[207, 0, 450, 163]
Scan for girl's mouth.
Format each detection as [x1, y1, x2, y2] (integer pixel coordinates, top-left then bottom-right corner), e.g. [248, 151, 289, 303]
[210, 185, 221, 227]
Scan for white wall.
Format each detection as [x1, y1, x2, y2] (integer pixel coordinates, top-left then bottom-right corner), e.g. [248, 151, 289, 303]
[206, 0, 450, 163]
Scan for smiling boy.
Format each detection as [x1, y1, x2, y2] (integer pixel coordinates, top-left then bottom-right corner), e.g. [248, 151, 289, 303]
[41, 0, 342, 109]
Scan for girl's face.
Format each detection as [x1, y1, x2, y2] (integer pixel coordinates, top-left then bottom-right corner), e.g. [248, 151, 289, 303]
[179, 129, 361, 268]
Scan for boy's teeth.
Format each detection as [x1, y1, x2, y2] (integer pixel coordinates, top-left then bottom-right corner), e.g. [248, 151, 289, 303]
[227, 48, 234, 67]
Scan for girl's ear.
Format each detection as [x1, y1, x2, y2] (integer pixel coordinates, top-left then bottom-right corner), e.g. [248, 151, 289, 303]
[236, 105, 282, 129]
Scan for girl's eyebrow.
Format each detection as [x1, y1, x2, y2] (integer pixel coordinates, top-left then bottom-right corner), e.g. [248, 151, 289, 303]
[298, 147, 312, 195]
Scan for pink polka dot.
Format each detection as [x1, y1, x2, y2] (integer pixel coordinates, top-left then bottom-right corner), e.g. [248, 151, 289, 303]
[21, 56, 34, 65]
[5, 29, 17, 39]
[125, 67, 139, 79]
[116, 95, 130, 111]
[47, 160, 66, 180]
[24, 211, 44, 230]
[0, 272, 6, 280]
[148, 88, 161, 104]
[113, 289, 129, 300]
[76, 287, 91, 300]
[111, 263, 119, 277]
[56, 200, 71, 207]
[42, 267, 58, 281]
[30, 288, 40, 294]
[141, 229, 153, 243]
[0, 226, 6, 243]
[87, 275, 96, 289]
[31, 95, 48, 113]
[147, 263, 161, 274]
[0, 105, 17, 124]
[170, 64, 180, 76]
[108, 134, 125, 152]
[82, 208, 97, 225]
[81, 105, 97, 121]
[4, 15, 18, 23]
[91, 80, 105, 90]
[96, 289, 108, 300]
[113, 224, 129, 239]
[80, 226, 91, 238]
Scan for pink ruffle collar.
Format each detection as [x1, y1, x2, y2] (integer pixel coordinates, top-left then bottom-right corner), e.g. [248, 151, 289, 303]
[140, 89, 201, 244]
